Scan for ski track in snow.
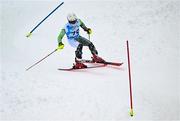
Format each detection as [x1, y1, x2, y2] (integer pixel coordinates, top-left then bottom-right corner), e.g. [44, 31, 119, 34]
[0, 0, 180, 120]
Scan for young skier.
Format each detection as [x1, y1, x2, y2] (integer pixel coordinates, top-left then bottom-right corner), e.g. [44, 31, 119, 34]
[57, 13, 105, 69]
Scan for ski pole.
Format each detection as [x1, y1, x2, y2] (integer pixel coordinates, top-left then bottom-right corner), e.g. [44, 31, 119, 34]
[88, 34, 90, 41]
[26, 2, 64, 37]
[26, 48, 58, 71]
[126, 40, 134, 117]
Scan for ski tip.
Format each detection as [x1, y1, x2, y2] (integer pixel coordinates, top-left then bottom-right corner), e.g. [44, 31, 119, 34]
[26, 32, 32, 38]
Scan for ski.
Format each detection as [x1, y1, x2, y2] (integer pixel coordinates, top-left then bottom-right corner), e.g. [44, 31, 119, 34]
[80, 59, 123, 66]
[58, 64, 106, 71]
[58, 59, 123, 71]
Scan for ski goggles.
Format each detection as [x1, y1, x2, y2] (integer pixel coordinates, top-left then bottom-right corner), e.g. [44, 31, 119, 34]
[69, 19, 77, 24]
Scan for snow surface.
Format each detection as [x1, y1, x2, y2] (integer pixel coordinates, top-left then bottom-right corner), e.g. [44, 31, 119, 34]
[0, 0, 180, 120]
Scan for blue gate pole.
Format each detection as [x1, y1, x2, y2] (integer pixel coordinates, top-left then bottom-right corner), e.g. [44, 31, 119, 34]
[26, 2, 64, 37]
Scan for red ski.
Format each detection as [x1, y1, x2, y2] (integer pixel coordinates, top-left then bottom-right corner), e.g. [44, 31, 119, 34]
[58, 60, 123, 71]
[81, 59, 123, 66]
[58, 64, 106, 71]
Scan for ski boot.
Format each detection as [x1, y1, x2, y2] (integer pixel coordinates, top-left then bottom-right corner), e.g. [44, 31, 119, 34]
[92, 54, 106, 63]
[73, 58, 87, 69]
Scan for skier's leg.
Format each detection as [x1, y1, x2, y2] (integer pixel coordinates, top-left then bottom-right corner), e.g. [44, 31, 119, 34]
[76, 36, 98, 55]
[88, 42, 105, 62]
[74, 44, 87, 68]
[75, 44, 83, 59]
[76, 36, 104, 63]
[88, 42, 98, 55]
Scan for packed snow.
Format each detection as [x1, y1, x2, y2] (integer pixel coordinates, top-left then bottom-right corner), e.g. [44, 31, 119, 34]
[0, 0, 179, 120]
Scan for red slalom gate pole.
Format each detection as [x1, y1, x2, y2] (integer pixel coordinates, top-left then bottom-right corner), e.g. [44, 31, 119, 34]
[126, 40, 134, 117]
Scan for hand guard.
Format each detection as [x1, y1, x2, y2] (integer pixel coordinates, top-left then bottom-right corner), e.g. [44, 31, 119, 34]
[86, 28, 92, 35]
[57, 42, 64, 50]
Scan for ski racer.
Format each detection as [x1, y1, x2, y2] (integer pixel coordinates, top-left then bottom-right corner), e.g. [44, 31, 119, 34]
[57, 13, 105, 69]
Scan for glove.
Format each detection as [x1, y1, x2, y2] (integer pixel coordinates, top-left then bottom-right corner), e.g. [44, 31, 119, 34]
[86, 28, 92, 35]
[57, 42, 64, 50]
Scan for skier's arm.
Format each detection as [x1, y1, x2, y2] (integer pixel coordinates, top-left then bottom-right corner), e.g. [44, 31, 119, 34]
[57, 29, 65, 50]
[79, 19, 92, 34]
[79, 19, 88, 31]
[58, 29, 65, 44]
